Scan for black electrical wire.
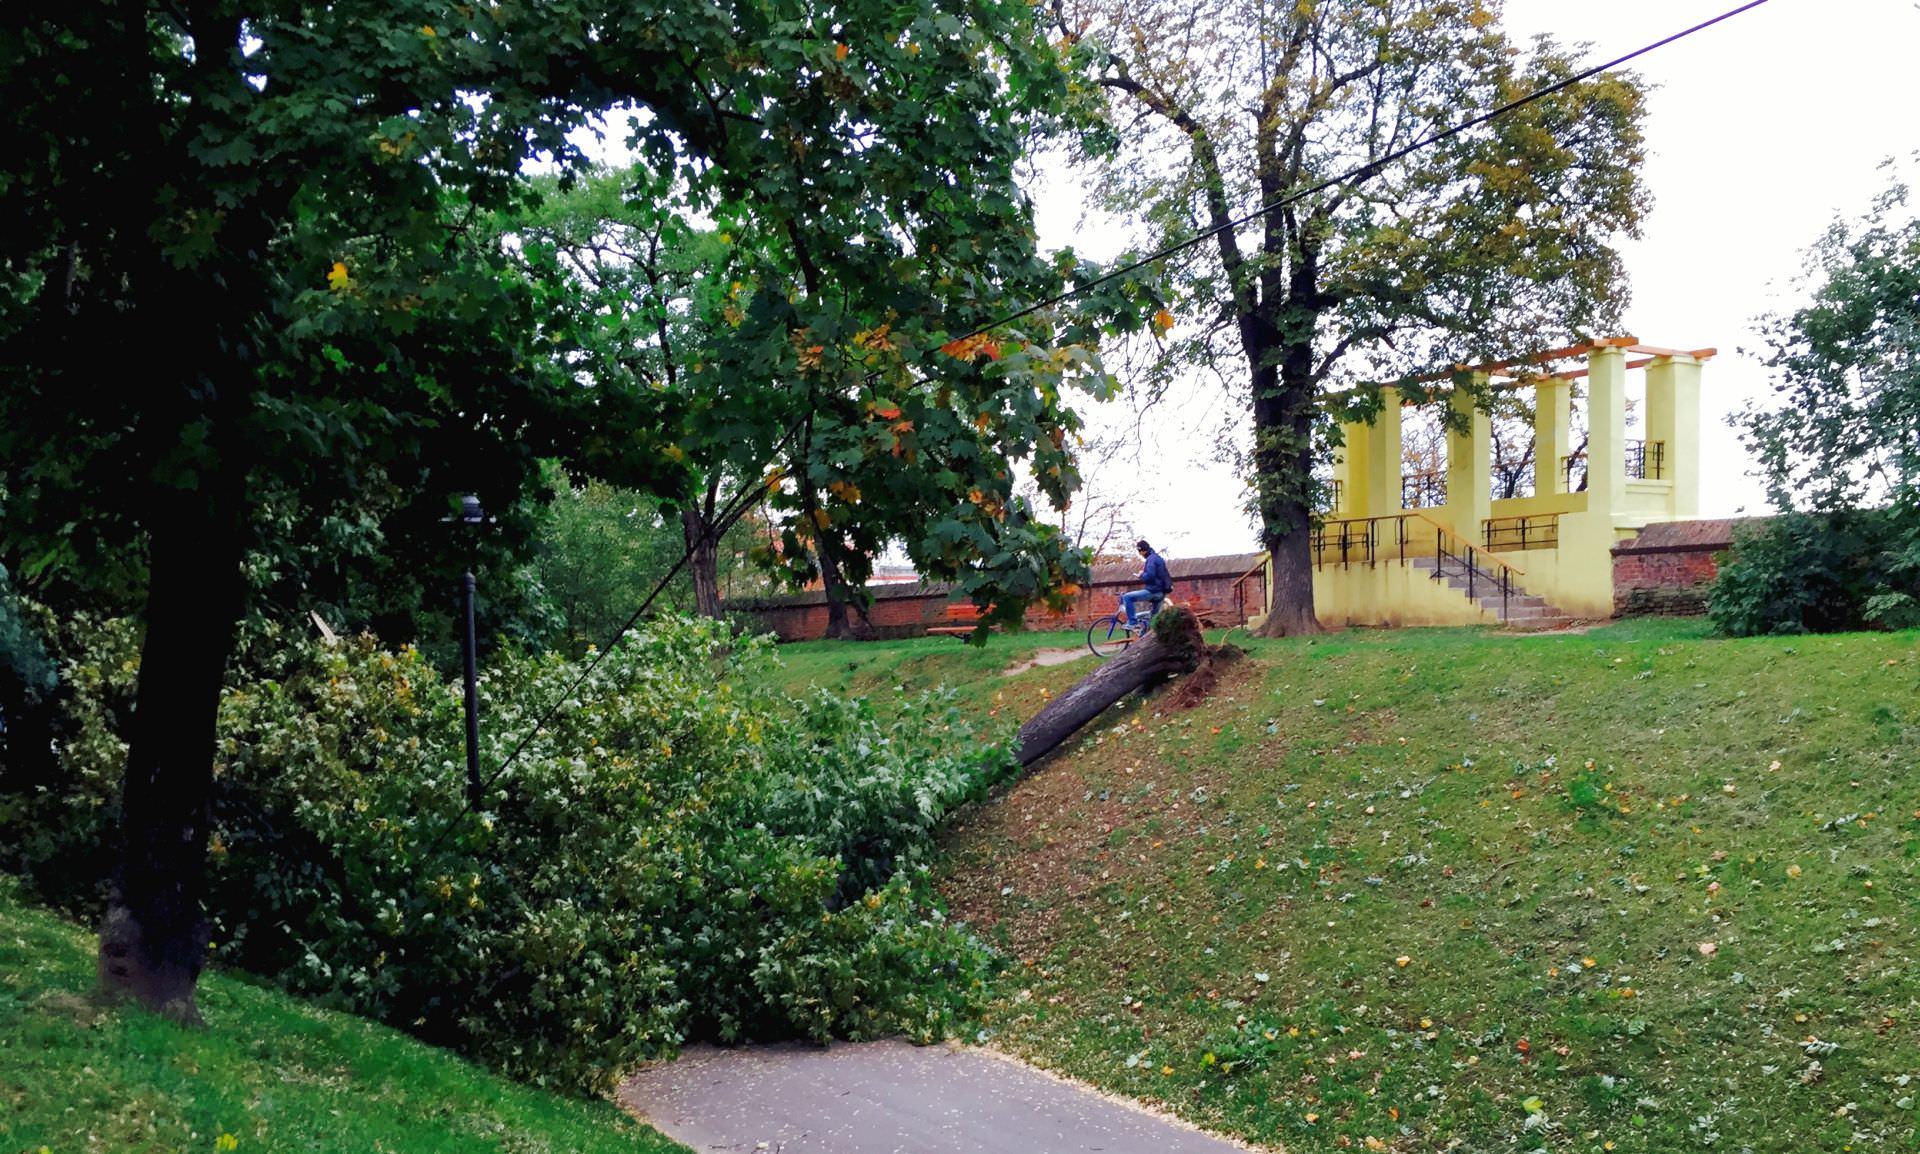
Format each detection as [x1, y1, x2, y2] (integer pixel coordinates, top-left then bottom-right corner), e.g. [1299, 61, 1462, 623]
[968, 0, 1774, 340]
[420, 421, 799, 855]
[421, 0, 1770, 855]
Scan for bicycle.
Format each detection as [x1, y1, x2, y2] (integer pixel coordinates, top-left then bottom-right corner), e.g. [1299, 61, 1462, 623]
[1086, 598, 1162, 659]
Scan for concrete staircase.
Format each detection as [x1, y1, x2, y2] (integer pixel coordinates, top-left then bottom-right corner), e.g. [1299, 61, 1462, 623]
[1410, 556, 1576, 630]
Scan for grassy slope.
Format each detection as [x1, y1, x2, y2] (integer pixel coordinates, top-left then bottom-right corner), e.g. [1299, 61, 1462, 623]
[0, 883, 687, 1154]
[917, 619, 1920, 1153]
[767, 629, 1094, 702]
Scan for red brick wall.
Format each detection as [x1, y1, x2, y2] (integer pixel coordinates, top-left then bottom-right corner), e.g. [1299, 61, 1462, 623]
[727, 555, 1264, 642]
[1611, 519, 1758, 617]
[1612, 549, 1724, 616]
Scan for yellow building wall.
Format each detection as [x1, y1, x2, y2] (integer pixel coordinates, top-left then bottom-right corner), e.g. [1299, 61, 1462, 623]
[1313, 560, 1502, 628]
[1283, 344, 1709, 630]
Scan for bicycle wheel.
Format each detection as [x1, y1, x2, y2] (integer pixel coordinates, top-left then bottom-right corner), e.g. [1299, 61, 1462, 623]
[1087, 614, 1134, 659]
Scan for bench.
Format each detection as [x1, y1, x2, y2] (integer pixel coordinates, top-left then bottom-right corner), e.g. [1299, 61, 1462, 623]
[926, 602, 988, 638]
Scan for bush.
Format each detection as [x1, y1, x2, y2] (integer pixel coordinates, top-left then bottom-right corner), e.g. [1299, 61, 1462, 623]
[4, 614, 1013, 1092]
[1708, 511, 1920, 637]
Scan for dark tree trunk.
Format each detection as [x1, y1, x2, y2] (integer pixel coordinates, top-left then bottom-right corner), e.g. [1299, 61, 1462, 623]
[1247, 309, 1324, 638]
[1015, 607, 1204, 768]
[817, 543, 858, 640]
[97, 483, 245, 1022]
[681, 500, 722, 620]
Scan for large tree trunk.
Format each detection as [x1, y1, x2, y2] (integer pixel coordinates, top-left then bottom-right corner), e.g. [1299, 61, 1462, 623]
[1015, 606, 1204, 768]
[681, 499, 723, 620]
[97, 483, 245, 1023]
[1248, 317, 1325, 638]
[817, 544, 857, 640]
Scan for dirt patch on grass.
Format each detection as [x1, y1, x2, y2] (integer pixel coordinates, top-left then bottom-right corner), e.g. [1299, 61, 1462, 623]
[1003, 647, 1094, 677]
[1162, 644, 1245, 710]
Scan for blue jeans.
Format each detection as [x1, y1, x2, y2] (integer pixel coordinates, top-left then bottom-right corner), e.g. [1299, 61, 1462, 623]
[1120, 590, 1161, 627]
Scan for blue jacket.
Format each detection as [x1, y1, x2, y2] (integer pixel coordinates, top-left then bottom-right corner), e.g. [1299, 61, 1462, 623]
[1140, 551, 1172, 596]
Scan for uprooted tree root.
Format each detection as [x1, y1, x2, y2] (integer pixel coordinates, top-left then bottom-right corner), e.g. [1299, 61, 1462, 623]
[1163, 641, 1245, 710]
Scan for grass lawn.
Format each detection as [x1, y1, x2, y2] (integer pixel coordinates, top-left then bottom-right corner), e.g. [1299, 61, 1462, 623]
[764, 628, 1094, 702]
[926, 618, 1920, 1152]
[0, 882, 688, 1154]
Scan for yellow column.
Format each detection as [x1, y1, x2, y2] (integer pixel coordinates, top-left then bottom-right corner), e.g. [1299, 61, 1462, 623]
[1644, 355, 1702, 518]
[1586, 345, 1627, 522]
[1335, 418, 1369, 518]
[1364, 386, 1402, 516]
[1445, 377, 1491, 542]
[1443, 376, 1489, 541]
[1534, 378, 1572, 495]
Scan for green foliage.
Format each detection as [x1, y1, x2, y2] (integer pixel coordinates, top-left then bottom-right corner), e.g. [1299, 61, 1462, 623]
[0, 563, 55, 700]
[1061, 0, 1647, 570]
[1709, 512, 1920, 637]
[1741, 161, 1920, 513]
[5, 615, 1014, 1091]
[523, 475, 768, 653]
[0, 881, 689, 1153]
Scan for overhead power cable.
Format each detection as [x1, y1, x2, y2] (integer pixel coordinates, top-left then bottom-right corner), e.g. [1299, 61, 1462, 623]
[423, 0, 1770, 854]
[420, 421, 799, 855]
[969, 0, 1774, 340]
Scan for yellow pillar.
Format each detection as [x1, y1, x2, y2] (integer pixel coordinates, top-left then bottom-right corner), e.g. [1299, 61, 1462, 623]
[1586, 345, 1627, 522]
[1644, 355, 1702, 518]
[1364, 386, 1403, 516]
[1335, 418, 1369, 518]
[1534, 378, 1572, 496]
[1445, 377, 1491, 542]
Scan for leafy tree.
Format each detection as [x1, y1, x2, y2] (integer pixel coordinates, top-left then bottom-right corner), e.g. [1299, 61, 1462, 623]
[692, 116, 1157, 639]
[0, 0, 1117, 1018]
[1054, 0, 1649, 633]
[507, 173, 756, 621]
[527, 475, 769, 653]
[1718, 162, 1920, 635]
[1741, 164, 1920, 514]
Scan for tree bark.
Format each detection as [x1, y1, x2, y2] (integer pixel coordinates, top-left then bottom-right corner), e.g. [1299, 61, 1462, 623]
[817, 543, 858, 640]
[1248, 308, 1325, 638]
[681, 499, 723, 620]
[98, 483, 245, 1022]
[1015, 606, 1204, 768]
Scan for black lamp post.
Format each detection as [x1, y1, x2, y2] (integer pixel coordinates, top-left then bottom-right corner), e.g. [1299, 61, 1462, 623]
[459, 494, 483, 808]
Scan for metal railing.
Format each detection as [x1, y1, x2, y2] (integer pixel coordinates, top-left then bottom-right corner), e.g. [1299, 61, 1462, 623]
[1561, 451, 1588, 493]
[1401, 470, 1446, 509]
[1625, 439, 1666, 480]
[1483, 513, 1560, 552]
[1314, 479, 1345, 516]
[1308, 511, 1523, 618]
[1561, 441, 1669, 489]
[1230, 555, 1268, 624]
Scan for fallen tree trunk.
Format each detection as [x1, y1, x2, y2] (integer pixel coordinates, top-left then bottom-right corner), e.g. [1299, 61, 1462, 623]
[1015, 606, 1205, 768]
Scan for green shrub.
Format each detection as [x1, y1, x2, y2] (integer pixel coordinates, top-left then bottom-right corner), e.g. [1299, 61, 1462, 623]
[1707, 511, 1920, 636]
[4, 614, 1012, 1092]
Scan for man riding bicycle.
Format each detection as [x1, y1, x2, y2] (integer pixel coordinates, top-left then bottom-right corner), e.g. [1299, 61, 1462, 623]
[1121, 539, 1173, 631]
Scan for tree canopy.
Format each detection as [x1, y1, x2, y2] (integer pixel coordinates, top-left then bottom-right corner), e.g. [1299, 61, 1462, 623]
[1056, 0, 1649, 632]
[1741, 163, 1920, 514]
[0, 0, 1135, 1016]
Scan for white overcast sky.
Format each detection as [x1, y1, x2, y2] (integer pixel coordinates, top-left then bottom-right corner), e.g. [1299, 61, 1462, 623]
[1033, 0, 1920, 559]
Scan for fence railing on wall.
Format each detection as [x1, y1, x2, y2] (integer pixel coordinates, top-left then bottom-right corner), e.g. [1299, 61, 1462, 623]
[1400, 470, 1446, 509]
[1308, 511, 1522, 617]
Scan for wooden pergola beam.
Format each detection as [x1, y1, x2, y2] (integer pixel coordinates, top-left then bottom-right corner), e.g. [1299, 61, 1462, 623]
[1322, 338, 1716, 405]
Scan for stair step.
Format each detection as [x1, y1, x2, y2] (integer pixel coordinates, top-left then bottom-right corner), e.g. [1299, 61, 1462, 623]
[1506, 615, 1576, 632]
[1398, 553, 1575, 626]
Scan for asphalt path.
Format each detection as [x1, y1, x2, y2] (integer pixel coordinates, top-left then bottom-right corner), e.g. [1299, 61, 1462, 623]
[620, 1039, 1266, 1154]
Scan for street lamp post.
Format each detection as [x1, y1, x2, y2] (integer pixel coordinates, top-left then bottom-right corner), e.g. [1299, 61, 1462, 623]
[459, 495, 483, 808]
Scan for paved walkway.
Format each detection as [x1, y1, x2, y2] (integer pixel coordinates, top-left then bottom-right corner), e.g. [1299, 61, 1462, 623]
[620, 1040, 1263, 1154]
